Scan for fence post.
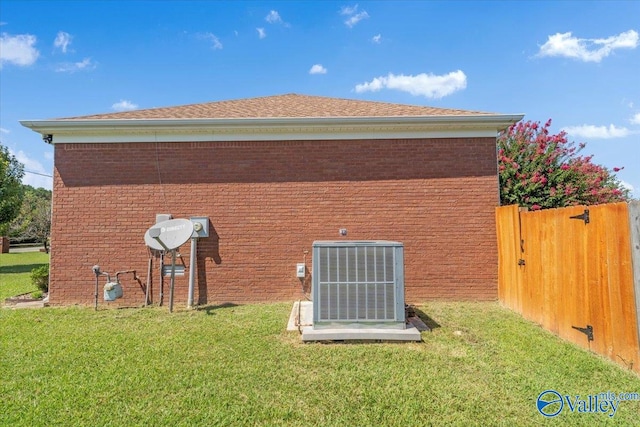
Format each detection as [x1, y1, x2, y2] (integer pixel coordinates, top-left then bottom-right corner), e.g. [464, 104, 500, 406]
[0, 236, 9, 253]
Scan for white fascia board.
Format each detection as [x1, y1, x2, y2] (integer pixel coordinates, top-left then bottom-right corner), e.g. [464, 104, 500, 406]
[20, 114, 524, 144]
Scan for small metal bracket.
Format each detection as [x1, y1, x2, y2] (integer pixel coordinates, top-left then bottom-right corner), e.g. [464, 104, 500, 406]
[572, 324, 594, 341]
[569, 209, 589, 224]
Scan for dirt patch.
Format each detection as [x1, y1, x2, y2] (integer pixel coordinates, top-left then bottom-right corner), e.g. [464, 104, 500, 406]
[4, 292, 48, 306]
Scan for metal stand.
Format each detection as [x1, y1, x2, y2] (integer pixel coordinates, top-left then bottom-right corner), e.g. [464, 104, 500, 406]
[145, 257, 152, 306]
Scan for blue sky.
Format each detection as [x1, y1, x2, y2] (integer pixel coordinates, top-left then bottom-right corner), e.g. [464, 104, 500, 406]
[1, 1, 638, 196]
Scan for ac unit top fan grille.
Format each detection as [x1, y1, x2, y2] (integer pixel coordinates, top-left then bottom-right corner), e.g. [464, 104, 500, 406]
[312, 241, 405, 330]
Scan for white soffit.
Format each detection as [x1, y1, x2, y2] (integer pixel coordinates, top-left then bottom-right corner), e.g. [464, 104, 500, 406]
[20, 115, 524, 144]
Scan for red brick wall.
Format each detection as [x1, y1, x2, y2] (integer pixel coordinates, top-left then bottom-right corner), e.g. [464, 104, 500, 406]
[50, 138, 499, 307]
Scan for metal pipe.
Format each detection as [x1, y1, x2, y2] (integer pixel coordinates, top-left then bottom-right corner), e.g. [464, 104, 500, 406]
[169, 249, 176, 312]
[91, 265, 110, 311]
[94, 274, 99, 311]
[187, 237, 197, 308]
[159, 252, 164, 306]
[115, 270, 137, 282]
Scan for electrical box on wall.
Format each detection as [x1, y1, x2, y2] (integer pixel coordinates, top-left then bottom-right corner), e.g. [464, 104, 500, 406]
[156, 213, 172, 224]
[296, 263, 306, 278]
[190, 217, 210, 238]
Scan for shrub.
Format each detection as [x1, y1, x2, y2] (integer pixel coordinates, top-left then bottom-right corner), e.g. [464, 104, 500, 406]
[30, 265, 49, 293]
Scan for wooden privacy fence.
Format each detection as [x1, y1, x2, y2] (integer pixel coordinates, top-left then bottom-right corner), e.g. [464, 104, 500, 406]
[496, 201, 640, 374]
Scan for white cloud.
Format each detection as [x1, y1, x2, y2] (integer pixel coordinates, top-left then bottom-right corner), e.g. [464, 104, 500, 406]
[631, 112, 640, 125]
[341, 4, 369, 28]
[265, 10, 283, 24]
[111, 100, 138, 111]
[199, 32, 223, 50]
[53, 31, 72, 53]
[0, 127, 9, 134]
[10, 148, 52, 190]
[257, 28, 266, 39]
[620, 180, 634, 194]
[354, 70, 467, 99]
[309, 64, 327, 75]
[340, 5, 359, 15]
[55, 57, 96, 73]
[538, 29, 639, 62]
[372, 34, 382, 44]
[562, 124, 632, 139]
[345, 11, 369, 28]
[0, 32, 39, 68]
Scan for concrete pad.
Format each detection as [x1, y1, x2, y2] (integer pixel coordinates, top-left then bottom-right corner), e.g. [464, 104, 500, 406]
[288, 301, 423, 341]
[286, 300, 313, 331]
[301, 325, 422, 342]
[10, 300, 45, 309]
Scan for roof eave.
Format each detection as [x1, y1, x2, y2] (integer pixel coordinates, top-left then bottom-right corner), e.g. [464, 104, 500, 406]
[20, 114, 525, 144]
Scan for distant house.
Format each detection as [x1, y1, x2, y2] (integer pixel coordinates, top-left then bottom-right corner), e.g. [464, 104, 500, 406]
[21, 94, 522, 306]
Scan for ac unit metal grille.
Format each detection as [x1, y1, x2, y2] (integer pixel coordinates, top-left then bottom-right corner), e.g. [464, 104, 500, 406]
[312, 241, 405, 329]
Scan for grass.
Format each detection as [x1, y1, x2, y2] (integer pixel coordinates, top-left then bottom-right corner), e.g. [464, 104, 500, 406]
[0, 251, 49, 300]
[1, 253, 640, 426]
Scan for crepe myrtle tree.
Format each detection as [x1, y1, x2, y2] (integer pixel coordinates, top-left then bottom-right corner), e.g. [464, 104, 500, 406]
[497, 119, 629, 210]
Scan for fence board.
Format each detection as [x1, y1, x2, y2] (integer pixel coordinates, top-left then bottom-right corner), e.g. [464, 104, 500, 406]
[497, 202, 640, 374]
[496, 205, 520, 312]
[630, 201, 640, 357]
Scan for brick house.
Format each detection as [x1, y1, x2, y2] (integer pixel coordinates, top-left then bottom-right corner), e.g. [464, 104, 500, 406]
[21, 94, 522, 307]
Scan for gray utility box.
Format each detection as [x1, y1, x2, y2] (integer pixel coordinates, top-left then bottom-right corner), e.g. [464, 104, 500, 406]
[312, 241, 406, 330]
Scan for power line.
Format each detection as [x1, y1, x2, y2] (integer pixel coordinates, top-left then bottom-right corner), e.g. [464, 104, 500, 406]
[24, 170, 53, 178]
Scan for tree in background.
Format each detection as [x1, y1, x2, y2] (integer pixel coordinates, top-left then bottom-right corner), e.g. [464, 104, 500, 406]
[9, 186, 52, 252]
[497, 120, 630, 210]
[0, 143, 25, 235]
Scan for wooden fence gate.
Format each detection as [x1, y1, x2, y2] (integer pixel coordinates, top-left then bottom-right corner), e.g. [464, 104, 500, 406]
[496, 201, 640, 374]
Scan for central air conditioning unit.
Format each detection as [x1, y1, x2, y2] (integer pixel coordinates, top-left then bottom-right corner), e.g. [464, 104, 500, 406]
[311, 241, 406, 330]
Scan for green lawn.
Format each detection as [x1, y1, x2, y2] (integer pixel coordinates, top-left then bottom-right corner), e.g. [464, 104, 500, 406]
[0, 251, 49, 300]
[1, 253, 639, 426]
